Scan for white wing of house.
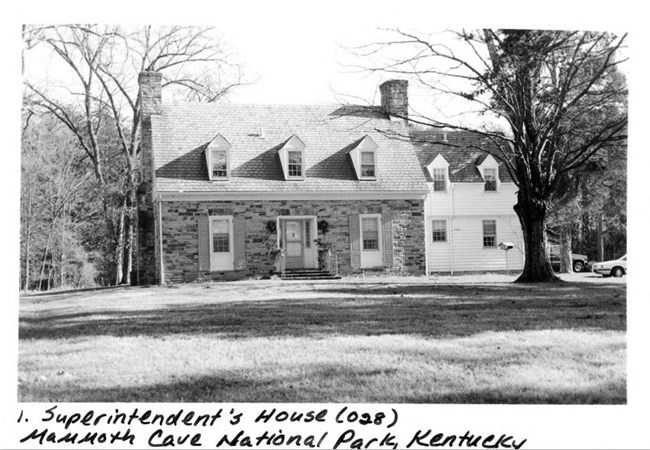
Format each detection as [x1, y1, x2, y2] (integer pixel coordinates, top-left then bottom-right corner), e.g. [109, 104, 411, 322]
[411, 130, 525, 274]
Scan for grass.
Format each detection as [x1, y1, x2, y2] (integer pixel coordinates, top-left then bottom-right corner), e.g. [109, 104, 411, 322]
[18, 273, 626, 403]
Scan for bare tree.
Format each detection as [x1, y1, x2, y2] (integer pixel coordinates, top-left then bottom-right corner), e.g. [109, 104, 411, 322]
[23, 24, 245, 285]
[351, 29, 627, 282]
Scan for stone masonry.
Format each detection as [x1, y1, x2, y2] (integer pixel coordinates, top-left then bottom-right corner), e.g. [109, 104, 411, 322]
[136, 72, 162, 285]
[160, 199, 425, 283]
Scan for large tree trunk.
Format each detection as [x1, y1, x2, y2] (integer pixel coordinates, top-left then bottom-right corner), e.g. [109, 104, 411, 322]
[123, 181, 137, 286]
[115, 197, 126, 285]
[514, 194, 559, 283]
[123, 212, 133, 285]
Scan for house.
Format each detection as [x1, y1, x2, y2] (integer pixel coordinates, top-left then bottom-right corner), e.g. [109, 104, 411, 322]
[136, 73, 429, 284]
[410, 129, 525, 274]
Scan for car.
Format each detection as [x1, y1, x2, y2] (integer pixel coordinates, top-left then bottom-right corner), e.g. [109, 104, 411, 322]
[592, 255, 627, 277]
[548, 244, 590, 272]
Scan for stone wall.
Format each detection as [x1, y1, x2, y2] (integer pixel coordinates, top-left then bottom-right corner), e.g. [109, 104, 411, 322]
[159, 199, 425, 283]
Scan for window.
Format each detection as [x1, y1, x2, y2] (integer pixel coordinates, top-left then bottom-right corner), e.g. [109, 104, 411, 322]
[484, 168, 497, 191]
[360, 151, 376, 178]
[305, 220, 311, 248]
[288, 150, 303, 178]
[432, 220, 447, 242]
[205, 134, 230, 180]
[211, 219, 230, 253]
[362, 217, 379, 250]
[483, 220, 497, 247]
[348, 135, 378, 181]
[432, 168, 447, 192]
[211, 149, 228, 178]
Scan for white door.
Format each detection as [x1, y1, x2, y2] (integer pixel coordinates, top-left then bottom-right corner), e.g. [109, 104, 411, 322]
[284, 219, 305, 269]
[360, 215, 382, 268]
[210, 217, 233, 270]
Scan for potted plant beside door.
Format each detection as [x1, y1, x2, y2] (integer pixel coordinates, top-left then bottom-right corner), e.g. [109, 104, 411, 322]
[314, 220, 333, 271]
[313, 239, 333, 271]
[263, 221, 284, 275]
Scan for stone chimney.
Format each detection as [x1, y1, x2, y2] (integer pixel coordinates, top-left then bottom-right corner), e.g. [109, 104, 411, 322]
[379, 79, 408, 120]
[137, 71, 162, 285]
[139, 71, 163, 119]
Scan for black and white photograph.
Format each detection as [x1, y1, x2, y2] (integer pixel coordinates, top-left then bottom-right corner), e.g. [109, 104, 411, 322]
[3, 2, 649, 449]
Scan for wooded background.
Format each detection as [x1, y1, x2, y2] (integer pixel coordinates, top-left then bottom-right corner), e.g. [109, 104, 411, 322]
[20, 26, 627, 290]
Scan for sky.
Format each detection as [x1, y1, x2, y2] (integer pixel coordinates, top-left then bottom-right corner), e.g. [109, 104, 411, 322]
[3, 1, 650, 448]
[18, 2, 636, 127]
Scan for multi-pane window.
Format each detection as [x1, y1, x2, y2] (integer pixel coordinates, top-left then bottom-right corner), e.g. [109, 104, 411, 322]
[432, 168, 447, 192]
[432, 220, 447, 242]
[212, 219, 230, 253]
[362, 217, 379, 250]
[361, 151, 376, 177]
[305, 220, 311, 248]
[288, 151, 303, 177]
[211, 149, 228, 178]
[484, 168, 497, 191]
[483, 220, 497, 247]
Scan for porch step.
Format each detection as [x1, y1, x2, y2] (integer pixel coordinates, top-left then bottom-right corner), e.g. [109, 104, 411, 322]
[280, 269, 341, 280]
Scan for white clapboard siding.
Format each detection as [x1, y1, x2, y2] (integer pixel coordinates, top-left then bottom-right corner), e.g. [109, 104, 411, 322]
[426, 183, 519, 217]
[425, 182, 525, 273]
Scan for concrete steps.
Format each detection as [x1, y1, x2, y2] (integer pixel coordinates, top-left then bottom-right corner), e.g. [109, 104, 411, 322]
[280, 269, 341, 280]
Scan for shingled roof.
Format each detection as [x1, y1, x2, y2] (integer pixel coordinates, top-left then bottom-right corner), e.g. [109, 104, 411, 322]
[151, 103, 428, 194]
[409, 129, 514, 183]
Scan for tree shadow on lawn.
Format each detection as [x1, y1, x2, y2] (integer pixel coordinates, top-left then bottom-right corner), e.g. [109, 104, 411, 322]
[19, 335, 628, 404]
[19, 366, 626, 404]
[20, 283, 626, 341]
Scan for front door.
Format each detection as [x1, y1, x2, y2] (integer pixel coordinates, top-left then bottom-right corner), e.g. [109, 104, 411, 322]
[284, 220, 304, 269]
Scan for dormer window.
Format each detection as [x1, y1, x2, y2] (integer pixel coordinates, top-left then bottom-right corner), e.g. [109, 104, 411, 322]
[432, 168, 447, 192]
[360, 151, 376, 177]
[484, 168, 497, 191]
[288, 150, 303, 177]
[212, 149, 228, 178]
[348, 135, 378, 180]
[477, 154, 499, 192]
[205, 134, 231, 181]
[427, 154, 449, 193]
[278, 135, 306, 180]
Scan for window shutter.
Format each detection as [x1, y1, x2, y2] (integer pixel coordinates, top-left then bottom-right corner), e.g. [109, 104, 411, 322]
[198, 215, 210, 271]
[233, 216, 246, 270]
[382, 212, 394, 267]
[349, 214, 360, 269]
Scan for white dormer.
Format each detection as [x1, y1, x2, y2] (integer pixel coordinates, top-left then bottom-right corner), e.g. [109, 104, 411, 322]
[427, 154, 450, 193]
[348, 135, 378, 180]
[205, 134, 231, 181]
[278, 135, 306, 180]
[477, 154, 499, 191]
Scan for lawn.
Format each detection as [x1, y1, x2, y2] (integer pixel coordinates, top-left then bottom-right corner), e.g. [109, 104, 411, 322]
[18, 273, 626, 403]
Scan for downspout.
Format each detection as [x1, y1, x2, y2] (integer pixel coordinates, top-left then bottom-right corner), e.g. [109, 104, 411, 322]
[450, 183, 455, 276]
[158, 195, 165, 285]
[424, 190, 430, 276]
